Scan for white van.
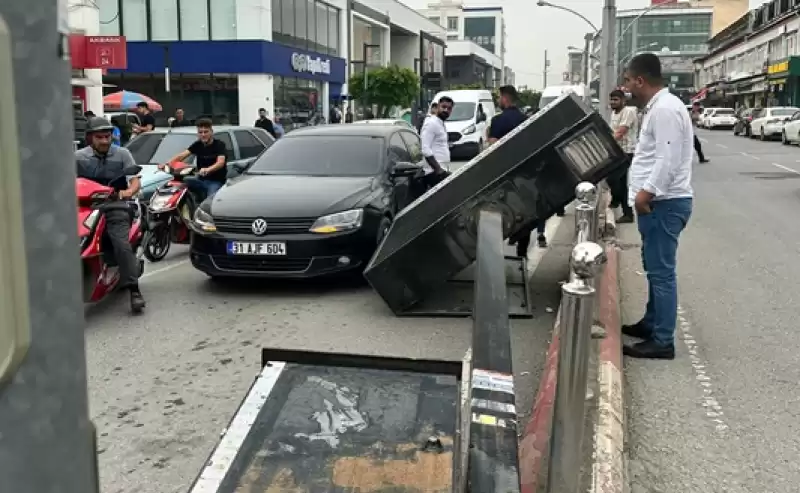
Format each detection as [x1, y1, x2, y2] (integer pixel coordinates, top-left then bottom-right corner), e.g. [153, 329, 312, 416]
[431, 89, 497, 159]
[538, 84, 590, 111]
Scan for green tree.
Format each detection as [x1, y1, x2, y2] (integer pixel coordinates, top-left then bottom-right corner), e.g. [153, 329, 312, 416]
[448, 82, 484, 90]
[348, 65, 420, 118]
[517, 89, 541, 109]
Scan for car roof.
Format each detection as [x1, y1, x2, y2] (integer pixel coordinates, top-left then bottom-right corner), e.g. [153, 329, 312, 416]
[350, 119, 408, 125]
[284, 124, 404, 138]
[146, 125, 252, 134]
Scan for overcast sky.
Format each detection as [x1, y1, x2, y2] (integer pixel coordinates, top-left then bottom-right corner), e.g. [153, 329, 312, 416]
[400, 0, 769, 90]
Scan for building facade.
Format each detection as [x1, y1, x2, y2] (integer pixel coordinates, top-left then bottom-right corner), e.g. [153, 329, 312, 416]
[422, 0, 511, 87]
[695, 0, 800, 109]
[617, 5, 714, 95]
[94, 0, 444, 126]
[565, 50, 583, 84]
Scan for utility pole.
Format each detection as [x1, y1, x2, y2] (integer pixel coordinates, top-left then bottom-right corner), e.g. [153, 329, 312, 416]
[543, 49, 549, 88]
[0, 1, 98, 493]
[582, 32, 592, 104]
[599, 0, 617, 120]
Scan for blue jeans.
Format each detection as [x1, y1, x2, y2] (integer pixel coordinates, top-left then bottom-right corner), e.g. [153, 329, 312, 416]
[184, 177, 223, 203]
[637, 198, 692, 346]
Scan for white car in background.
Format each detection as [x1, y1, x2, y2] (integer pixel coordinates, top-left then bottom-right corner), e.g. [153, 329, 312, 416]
[780, 110, 800, 145]
[703, 108, 737, 129]
[698, 108, 714, 128]
[750, 107, 800, 140]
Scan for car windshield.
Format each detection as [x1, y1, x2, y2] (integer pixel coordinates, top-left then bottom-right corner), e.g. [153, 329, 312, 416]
[714, 109, 734, 115]
[538, 96, 558, 109]
[771, 108, 798, 117]
[125, 133, 198, 164]
[247, 135, 383, 177]
[448, 102, 476, 122]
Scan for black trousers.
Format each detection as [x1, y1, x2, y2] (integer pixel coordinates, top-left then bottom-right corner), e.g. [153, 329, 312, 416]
[693, 135, 706, 161]
[104, 208, 139, 290]
[608, 154, 633, 217]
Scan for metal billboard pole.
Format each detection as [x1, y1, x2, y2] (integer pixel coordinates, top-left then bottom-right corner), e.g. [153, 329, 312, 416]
[599, 0, 617, 121]
[0, 1, 98, 492]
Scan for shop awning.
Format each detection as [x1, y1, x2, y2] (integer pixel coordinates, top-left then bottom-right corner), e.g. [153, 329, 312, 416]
[691, 87, 708, 103]
[71, 77, 116, 88]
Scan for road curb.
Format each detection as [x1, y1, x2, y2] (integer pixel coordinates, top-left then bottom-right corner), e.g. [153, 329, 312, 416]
[592, 245, 624, 493]
[518, 244, 623, 493]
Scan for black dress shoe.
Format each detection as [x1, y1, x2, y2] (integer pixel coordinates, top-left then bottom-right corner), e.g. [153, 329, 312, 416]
[623, 340, 675, 360]
[617, 214, 634, 224]
[621, 321, 652, 339]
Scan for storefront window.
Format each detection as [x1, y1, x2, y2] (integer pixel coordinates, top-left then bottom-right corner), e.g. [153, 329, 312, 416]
[271, 0, 340, 55]
[352, 16, 383, 66]
[98, 0, 120, 36]
[272, 0, 282, 42]
[150, 0, 178, 41]
[180, 0, 210, 40]
[211, 0, 238, 40]
[122, 0, 148, 41]
[273, 75, 324, 130]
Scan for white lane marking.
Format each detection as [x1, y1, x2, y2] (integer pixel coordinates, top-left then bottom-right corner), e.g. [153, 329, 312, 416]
[771, 162, 800, 174]
[141, 259, 189, 279]
[716, 143, 728, 149]
[677, 305, 729, 433]
[741, 152, 760, 160]
[526, 214, 563, 273]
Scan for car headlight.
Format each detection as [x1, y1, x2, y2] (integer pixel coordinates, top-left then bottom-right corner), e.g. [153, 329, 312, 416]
[193, 207, 216, 232]
[149, 194, 171, 212]
[309, 209, 364, 234]
[462, 124, 476, 135]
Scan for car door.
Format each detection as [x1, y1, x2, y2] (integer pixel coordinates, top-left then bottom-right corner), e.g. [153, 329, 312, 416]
[387, 132, 418, 213]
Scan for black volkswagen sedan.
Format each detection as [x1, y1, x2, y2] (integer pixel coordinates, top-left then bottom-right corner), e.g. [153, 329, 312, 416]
[189, 124, 426, 278]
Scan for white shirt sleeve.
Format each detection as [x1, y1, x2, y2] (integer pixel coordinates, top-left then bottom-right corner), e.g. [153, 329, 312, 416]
[420, 118, 435, 158]
[643, 107, 683, 196]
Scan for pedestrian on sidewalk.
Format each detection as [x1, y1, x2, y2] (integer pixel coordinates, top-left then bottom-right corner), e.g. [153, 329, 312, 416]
[608, 89, 637, 223]
[621, 53, 694, 360]
[691, 103, 710, 163]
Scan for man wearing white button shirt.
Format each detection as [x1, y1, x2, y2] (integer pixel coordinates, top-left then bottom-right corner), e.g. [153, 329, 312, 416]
[419, 96, 452, 190]
[621, 53, 694, 360]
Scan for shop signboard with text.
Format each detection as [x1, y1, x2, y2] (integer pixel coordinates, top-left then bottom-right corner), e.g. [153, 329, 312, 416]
[290, 53, 331, 76]
[767, 57, 800, 78]
[70, 35, 127, 70]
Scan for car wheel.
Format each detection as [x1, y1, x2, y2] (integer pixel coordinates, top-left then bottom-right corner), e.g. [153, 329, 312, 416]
[377, 217, 392, 246]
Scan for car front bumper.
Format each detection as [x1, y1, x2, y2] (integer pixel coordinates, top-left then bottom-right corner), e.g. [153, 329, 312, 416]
[189, 228, 377, 278]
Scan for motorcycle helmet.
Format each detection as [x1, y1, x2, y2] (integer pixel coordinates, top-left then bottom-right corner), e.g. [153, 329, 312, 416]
[85, 116, 115, 134]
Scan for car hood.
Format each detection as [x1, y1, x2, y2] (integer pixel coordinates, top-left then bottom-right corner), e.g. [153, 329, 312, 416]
[209, 174, 376, 217]
[138, 165, 171, 188]
[445, 119, 475, 133]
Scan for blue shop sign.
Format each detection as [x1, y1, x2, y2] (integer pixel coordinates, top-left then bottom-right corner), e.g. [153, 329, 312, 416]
[113, 40, 345, 83]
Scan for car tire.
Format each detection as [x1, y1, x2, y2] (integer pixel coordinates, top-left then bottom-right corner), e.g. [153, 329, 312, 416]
[377, 217, 392, 246]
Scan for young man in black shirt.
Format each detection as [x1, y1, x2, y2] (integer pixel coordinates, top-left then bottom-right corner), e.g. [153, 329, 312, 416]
[133, 101, 156, 136]
[161, 118, 228, 201]
[254, 108, 277, 138]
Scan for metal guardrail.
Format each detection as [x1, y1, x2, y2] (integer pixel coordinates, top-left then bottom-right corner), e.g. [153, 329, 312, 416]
[547, 182, 607, 493]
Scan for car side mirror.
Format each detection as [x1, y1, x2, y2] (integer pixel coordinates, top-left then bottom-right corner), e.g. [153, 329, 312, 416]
[391, 162, 421, 178]
[477, 112, 487, 123]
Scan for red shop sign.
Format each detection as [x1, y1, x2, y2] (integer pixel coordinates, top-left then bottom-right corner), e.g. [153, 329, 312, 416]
[70, 35, 127, 70]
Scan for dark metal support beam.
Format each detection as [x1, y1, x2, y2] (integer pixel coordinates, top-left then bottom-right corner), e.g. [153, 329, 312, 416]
[468, 209, 522, 493]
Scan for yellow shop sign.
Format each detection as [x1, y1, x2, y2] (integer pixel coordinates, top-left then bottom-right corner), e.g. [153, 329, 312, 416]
[768, 60, 789, 75]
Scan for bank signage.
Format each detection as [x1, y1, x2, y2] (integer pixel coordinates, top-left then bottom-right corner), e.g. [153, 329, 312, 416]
[291, 53, 331, 76]
[768, 59, 789, 76]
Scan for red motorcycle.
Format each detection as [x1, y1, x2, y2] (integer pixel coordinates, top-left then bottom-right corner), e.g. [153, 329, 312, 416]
[142, 161, 197, 262]
[77, 166, 146, 304]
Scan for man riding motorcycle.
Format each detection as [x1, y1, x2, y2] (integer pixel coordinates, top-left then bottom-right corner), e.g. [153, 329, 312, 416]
[76, 116, 146, 313]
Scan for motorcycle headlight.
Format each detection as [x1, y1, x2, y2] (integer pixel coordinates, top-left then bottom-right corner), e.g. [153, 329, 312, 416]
[83, 209, 101, 231]
[462, 124, 476, 135]
[149, 194, 171, 212]
[309, 209, 364, 234]
[193, 207, 216, 232]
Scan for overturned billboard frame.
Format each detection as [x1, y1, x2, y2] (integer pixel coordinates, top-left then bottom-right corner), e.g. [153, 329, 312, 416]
[365, 93, 627, 317]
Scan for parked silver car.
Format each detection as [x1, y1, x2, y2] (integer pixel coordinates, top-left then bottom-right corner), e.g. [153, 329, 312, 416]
[125, 125, 275, 201]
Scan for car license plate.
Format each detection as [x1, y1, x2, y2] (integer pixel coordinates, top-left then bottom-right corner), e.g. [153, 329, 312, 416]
[227, 241, 286, 255]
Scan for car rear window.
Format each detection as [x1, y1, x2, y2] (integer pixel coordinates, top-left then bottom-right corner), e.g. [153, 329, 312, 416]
[771, 108, 799, 117]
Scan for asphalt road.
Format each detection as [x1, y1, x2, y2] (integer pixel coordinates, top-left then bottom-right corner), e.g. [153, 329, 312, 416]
[85, 160, 569, 493]
[622, 128, 800, 492]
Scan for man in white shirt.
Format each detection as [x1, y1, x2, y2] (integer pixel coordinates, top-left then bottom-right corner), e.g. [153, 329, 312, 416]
[608, 89, 638, 223]
[419, 96, 452, 190]
[621, 53, 694, 360]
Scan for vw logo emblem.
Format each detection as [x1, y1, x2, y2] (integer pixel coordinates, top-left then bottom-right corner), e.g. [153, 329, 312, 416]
[251, 218, 268, 235]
